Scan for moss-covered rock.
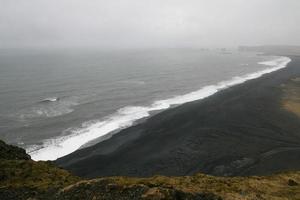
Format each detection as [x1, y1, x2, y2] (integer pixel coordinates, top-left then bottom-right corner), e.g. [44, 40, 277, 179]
[0, 160, 80, 189]
[58, 179, 220, 200]
[0, 140, 30, 160]
[0, 140, 299, 199]
[0, 140, 80, 200]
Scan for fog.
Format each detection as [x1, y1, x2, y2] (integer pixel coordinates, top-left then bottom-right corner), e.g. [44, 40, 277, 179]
[0, 0, 299, 49]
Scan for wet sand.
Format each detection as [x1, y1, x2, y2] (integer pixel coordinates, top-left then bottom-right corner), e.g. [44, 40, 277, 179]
[57, 55, 300, 178]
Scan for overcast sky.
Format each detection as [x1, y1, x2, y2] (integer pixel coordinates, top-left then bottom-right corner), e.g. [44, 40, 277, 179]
[0, 0, 299, 49]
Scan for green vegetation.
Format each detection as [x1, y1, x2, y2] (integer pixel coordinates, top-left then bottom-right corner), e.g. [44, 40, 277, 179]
[0, 160, 80, 189]
[0, 139, 299, 199]
[101, 172, 300, 199]
[0, 140, 30, 160]
[0, 140, 80, 199]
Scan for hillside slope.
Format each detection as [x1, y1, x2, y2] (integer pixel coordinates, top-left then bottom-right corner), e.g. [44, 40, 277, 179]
[1, 140, 300, 199]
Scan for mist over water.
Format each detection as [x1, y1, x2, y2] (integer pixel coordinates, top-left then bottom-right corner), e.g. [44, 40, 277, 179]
[0, 48, 290, 160]
[1, 0, 300, 48]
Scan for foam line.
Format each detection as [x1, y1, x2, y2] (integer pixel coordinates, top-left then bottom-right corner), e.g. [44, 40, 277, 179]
[28, 56, 291, 161]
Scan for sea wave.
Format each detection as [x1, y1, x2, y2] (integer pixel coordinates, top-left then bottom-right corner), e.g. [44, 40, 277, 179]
[28, 56, 291, 161]
[40, 97, 60, 103]
[16, 97, 78, 120]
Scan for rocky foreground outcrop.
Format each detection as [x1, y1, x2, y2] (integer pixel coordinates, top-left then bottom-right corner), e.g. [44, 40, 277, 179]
[0, 140, 30, 160]
[0, 140, 300, 200]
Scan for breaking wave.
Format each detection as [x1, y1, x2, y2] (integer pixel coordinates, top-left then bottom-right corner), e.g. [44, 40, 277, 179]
[28, 56, 291, 161]
[40, 97, 60, 103]
[16, 97, 78, 120]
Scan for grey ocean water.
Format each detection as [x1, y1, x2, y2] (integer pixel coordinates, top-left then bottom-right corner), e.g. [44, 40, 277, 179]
[0, 48, 283, 160]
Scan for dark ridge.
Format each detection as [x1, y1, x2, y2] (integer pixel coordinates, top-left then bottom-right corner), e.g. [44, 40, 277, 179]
[0, 140, 31, 160]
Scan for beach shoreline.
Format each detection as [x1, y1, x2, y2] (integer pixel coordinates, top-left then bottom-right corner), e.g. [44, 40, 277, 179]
[29, 55, 290, 161]
[57, 54, 300, 178]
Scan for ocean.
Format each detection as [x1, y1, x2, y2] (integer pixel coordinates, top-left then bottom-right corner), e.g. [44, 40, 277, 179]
[0, 48, 290, 161]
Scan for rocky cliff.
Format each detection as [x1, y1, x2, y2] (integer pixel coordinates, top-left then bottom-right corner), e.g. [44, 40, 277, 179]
[1, 140, 300, 199]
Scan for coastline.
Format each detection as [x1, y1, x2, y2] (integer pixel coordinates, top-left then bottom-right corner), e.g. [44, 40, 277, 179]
[57, 54, 300, 178]
[29, 56, 290, 161]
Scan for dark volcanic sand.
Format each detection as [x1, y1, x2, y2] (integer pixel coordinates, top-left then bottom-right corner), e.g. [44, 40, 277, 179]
[56, 55, 300, 178]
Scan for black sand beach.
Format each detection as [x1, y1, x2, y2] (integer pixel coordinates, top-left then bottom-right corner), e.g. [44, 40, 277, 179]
[57, 54, 300, 178]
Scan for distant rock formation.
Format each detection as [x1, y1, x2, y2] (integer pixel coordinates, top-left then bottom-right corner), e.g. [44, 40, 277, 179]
[238, 45, 300, 55]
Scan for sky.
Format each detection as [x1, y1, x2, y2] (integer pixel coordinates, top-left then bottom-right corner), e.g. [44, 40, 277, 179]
[0, 0, 299, 49]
